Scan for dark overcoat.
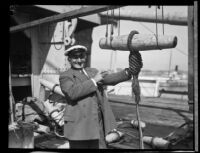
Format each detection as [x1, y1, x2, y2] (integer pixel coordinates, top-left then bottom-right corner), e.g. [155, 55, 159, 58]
[59, 67, 131, 140]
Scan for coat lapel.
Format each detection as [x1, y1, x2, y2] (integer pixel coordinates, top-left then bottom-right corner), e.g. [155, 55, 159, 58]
[71, 68, 86, 81]
[84, 67, 96, 78]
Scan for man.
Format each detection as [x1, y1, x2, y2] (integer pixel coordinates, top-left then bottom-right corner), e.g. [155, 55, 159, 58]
[59, 45, 132, 149]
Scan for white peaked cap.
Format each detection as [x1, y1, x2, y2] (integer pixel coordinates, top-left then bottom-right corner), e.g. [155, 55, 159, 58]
[64, 45, 87, 56]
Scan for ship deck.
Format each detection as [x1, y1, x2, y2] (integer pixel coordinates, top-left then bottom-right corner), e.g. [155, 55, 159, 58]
[108, 94, 193, 128]
[34, 95, 193, 149]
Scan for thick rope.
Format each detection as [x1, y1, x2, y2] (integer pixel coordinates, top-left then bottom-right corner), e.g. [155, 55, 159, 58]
[127, 30, 144, 149]
[127, 30, 143, 75]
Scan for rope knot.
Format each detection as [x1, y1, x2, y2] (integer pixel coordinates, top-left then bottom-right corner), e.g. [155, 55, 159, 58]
[127, 30, 143, 75]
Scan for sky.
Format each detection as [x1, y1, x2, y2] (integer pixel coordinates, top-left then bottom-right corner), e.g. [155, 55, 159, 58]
[90, 6, 188, 72]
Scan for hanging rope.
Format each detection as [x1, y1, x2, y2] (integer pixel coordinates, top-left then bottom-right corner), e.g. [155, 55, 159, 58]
[109, 9, 116, 71]
[161, 6, 165, 35]
[118, 7, 120, 36]
[168, 49, 173, 76]
[105, 8, 113, 70]
[127, 30, 143, 106]
[110, 9, 115, 51]
[155, 6, 161, 50]
[110, 9, 114, 38]
[105, 7, 109, 38]
[62, 21, 65, 42]
[127, 30, 143, 149]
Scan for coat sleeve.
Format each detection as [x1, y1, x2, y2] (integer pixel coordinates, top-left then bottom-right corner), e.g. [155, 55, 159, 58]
[101, 69, 132, 86]
[59, 73, 97, 101]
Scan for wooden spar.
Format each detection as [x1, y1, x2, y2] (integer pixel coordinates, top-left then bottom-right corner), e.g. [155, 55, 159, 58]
[39, 79, 64, 97]
[99, 34, 177, 51]
[10, 5, 123, 33]
[99, 10, 187, 26]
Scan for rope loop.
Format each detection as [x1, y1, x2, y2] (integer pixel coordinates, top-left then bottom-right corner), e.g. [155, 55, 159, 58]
[127, 30, 143, 75]
[127, 30, 139, 53]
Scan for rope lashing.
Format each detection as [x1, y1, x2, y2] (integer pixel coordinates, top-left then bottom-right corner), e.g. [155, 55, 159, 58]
[127, 30, 143, 75]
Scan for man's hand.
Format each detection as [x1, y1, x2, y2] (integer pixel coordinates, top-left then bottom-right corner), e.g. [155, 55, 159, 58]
[93, 71, 110, 83]
[93, 72, 104, 83]
[100, 70, 109, 77]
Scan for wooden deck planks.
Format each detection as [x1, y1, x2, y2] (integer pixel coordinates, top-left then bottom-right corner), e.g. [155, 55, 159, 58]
[108, 95, 193, 128]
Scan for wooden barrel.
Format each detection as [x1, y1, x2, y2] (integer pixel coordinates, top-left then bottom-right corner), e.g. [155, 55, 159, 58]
[99, 34, 177, 51]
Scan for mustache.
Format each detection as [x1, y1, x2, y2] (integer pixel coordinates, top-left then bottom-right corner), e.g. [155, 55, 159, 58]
[73, 59, 86, 64]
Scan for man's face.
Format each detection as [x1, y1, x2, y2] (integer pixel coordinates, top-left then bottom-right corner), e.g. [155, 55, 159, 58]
[68, 51, 87, 69]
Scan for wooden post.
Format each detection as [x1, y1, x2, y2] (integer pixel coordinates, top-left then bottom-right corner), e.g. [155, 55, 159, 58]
[187, 6, 194, 113]
[99, 34, 177, 51]
[99, 10, 187, 26]
[188, 4, 199, 151]
[31, 28, 41, 98]
[193, 2, 198, 152]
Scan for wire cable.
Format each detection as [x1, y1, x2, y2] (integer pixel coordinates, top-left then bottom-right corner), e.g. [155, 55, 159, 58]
[175, 48, 188, 56]
[168, 49, 173, 76]
[105, 7, 109, 38]
[161, 6, 165, 35]
[138, 22, 155, 34]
